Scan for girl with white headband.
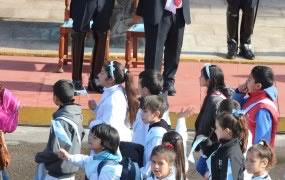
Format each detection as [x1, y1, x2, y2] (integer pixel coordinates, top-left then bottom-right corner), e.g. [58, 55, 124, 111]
[88, 61, 139, 142]
[193, 64, 232, 179]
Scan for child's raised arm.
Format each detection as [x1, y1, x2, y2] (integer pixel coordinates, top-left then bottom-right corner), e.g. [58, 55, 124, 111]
[177, 107, 195, 119]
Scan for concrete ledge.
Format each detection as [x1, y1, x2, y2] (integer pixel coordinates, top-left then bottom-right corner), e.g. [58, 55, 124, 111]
[1, 48, 285, 64]
[19, 107, 285, 132]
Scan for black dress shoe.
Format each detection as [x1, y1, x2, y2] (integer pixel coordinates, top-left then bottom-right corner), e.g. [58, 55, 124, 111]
[88, 79, 104, 94]
[72, 80, 84, 91]
[239, 44, 255, 60]
[226, 41, 238, 59]
[166, 86, 176, 96]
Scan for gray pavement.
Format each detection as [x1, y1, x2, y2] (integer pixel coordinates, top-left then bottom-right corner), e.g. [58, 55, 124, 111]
[0, 0, 285, 61]
[4, 126, 285, 179]
[5, 126, 285, 147]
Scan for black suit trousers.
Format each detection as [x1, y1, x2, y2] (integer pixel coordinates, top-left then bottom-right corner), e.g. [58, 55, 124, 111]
[144, 9, 185, 88]
[71, 0, 114, 32]
[226, 0, 258, 45]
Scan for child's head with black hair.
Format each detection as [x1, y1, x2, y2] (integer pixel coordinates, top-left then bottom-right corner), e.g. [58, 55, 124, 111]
[200, 64, 231, 97]
[141, 95, 168, 124]
[98, 61, 139, 125]
[89, 124, 120, 154]
[216, 110, 248, 153]
[53, 79, 75, 105]
[246, 65, 274, 93]
[138, 70, 163, 96]
[150, 144, 176, 179]
[246, 140, 276, 176]
[217, 98, 241, 115]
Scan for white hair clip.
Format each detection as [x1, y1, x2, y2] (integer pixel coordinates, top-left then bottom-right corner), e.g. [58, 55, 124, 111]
[124, 68, 128, 74]
[258, 140, 265, 146]
[204, 63, 211, 79]
[108, 61, 115, 78]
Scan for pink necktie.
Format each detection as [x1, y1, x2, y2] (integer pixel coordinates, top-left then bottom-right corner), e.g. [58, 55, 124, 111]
[174, 0, 182, 7]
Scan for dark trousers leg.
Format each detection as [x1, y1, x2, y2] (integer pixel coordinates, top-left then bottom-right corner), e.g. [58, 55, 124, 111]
[226, 2, 240, 45]
[240, 6, 255, 45]
[143, 11, 172, 71]
[71, 31, 86, 81]
[163, 9, 185, 88]
[142, 22, 155, 70]
[90, 31, 108, 80]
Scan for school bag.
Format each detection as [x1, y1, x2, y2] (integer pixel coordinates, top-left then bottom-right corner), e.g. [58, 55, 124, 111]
[119, 141, 144, 168]
[97, 157, 142, 180]
[0, 88, 20, 133]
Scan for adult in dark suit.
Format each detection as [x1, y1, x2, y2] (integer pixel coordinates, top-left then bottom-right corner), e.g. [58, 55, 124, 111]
[70, 0, 115, 93]
[137, 0, 191, 96]
[226, 0, 258, 60]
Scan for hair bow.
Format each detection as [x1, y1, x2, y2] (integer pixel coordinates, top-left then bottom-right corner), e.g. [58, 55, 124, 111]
[163, 143, 174, 149]
[232, 109, 245, 118]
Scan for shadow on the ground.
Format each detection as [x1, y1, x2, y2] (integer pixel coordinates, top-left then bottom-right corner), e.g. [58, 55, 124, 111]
[0, 58, 90, 73]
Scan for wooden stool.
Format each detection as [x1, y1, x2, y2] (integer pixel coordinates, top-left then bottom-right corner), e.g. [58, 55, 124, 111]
[125, 23, 145, 68]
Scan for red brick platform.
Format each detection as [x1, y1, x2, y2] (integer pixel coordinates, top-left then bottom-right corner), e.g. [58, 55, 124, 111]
[1, 55, 284, 130]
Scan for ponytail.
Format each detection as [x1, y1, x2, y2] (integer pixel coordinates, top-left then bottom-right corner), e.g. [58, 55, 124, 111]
[236, 115, 248, 153]
[162, 131, 186, 180]
[124, 70, 139, 125]
[104, 61, 139, 126]
[173, 138, 186, 180]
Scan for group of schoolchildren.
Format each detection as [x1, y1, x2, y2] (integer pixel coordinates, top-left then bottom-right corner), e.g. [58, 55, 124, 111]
[30, 61, 279, 180]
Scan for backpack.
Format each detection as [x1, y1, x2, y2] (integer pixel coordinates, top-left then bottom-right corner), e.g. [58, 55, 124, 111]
[0, 88, 20, 133]
[97, 157, 142, 180]
[119, 141, 144, 168]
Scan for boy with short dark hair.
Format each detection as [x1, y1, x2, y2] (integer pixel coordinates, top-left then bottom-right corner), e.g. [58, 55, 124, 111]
[35, 79, 84, 179]
[140, 95, 170, 178]
[233, 65, 278, 148]
[132, 70, 169, 145]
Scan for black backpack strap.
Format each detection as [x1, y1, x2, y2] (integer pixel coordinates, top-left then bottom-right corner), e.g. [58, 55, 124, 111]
[97, 160, 118, 177]
[121, 157, 141, 180]
[128, 158, 136, 179]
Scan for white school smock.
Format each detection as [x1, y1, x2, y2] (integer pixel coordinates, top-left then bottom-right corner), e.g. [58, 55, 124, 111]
[89, 84, 132, 141]
[175, 117, 189, 171]
[141, 126, 167, 178]
[132, 111, 188, 171]
[146, 167, 177, 180]
[67, 154, 122, 180]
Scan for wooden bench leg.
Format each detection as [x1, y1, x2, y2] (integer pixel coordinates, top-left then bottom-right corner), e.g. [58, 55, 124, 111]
[64, 33, 69, 62]
[125, 33, 132, 68]
[133, 37, 138, 68]
[57, 31, 65, 73]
